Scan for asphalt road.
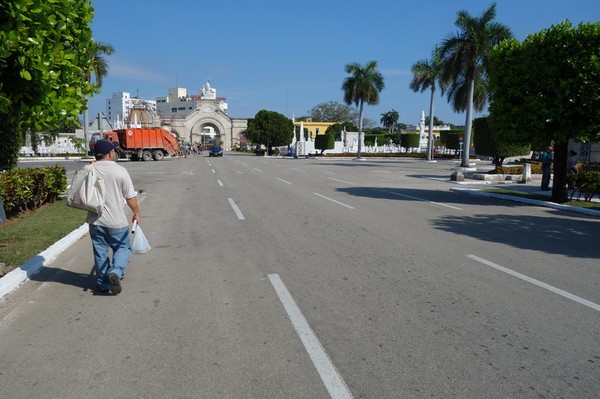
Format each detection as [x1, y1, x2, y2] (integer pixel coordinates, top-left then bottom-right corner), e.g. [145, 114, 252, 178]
[1, 154, 599, 398]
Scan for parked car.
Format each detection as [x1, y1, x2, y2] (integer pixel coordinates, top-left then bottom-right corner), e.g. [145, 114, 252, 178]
[209, 145, 223, 157]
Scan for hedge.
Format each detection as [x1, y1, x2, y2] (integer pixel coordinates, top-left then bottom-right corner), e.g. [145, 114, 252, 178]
[0, 166, 67, 218]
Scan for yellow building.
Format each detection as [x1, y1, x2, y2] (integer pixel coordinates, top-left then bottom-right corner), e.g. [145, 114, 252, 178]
[293, 121, 337, 140]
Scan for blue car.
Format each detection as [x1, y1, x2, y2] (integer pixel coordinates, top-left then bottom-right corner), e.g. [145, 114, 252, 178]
[209, 145, 223, 157]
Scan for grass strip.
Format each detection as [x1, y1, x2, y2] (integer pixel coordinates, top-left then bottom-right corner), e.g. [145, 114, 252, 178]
[0, 199, 87, 268]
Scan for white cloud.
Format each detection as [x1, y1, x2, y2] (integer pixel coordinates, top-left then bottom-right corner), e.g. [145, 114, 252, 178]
[108, 58, 170, 83]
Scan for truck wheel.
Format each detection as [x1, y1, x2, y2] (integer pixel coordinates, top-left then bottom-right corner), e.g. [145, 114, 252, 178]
[152, 150, 164, 161]
[142, 150, 152, 161]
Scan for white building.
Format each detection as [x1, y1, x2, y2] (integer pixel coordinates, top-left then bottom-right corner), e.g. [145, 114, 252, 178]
[106, 92, 157, 126]
[156, 80, 228, 120]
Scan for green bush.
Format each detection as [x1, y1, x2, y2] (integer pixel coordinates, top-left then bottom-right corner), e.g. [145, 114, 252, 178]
[315, 134, 335, 153]
[0, 166, 67, 217]
[568, 170, 600, 202]
[400, 134, 420, 148]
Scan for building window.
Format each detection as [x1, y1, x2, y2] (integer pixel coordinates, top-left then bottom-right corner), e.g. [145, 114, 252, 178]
[171, 108, 177, 112]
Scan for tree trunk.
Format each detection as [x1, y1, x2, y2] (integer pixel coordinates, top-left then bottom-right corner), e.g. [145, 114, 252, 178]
[0, 118, 20, 171]
[357, 101, 364, 159]
[551, 141, 569, 203]
[461, 79, 475, 167]
[427, 86, 436, 161]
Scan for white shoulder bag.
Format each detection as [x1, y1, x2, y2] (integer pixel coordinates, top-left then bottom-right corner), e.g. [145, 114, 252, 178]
[66, 164, 105, 214]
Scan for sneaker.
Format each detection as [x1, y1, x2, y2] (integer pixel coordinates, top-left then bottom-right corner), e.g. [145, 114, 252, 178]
[108, 273, 122, 295]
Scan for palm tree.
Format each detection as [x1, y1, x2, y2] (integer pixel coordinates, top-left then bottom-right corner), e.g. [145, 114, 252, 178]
[83, 41, 114, 149]
[409, 46, 446, 161]
[380, 109, 399, 133]
[342, 60, 385, 158]
[440, 2, 512, 167]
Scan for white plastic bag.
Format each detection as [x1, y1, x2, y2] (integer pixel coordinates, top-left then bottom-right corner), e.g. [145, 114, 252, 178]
[66, 164, 105, 214]
[131, 221, 151, 254]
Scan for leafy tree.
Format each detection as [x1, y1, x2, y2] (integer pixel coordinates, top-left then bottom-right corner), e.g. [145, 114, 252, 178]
[424, 116, 447, 126]
[473, 117, 530, 170]
[314, 134, 335, 154]
[0, 0, 97, 170]
[440, 2, 512, 167]
[325, 122, 358, 141]
[245, 110, 294, 152]
[380, 109, 399, 133]
[488, 21, 600, 203]
[82, 42, 115, 145]
[308, 101, 358, 123]
[410, 46, 446, 161]
[342, 60, 385, 158]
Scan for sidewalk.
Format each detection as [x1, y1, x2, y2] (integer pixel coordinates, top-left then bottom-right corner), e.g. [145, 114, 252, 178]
[450, 180, 600, 217]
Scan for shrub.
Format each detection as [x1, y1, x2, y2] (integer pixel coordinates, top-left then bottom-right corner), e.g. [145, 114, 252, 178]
[400, 134, 420, 148]
[568, 170, 600, 202]
[315, 134, 335, 153]
[0, 166, 67, 217]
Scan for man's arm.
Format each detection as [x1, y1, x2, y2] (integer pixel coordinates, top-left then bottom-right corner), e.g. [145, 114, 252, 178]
[126, 197, 141, 225]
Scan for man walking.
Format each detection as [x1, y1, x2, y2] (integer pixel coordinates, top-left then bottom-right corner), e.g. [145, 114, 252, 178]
[87, 140, 141, 294]
[540, 146, 553, 191]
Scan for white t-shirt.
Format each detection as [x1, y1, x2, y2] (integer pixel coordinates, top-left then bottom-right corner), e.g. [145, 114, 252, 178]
[86, 161, 137, 228]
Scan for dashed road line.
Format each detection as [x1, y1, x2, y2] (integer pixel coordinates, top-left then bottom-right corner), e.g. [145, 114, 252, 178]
[468, 254, 600, 312]
[227, 198, 245, 220]
[328, 178, 354, 185]
[314, 193, 355, 209]
[389, 191, 463, 210]
[268, 274, 353, 399]
[276, 178, 292, 185]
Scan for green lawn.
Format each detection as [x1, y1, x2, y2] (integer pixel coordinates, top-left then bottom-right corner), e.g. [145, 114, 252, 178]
[0, 199, 87, 268]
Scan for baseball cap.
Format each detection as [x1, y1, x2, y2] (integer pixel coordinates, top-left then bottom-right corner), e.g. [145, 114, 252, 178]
[94, 139, 119, 157]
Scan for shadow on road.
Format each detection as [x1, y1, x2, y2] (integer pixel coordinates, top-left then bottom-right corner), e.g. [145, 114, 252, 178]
[29, 264, 96, 292]
[336, 186, 600, 259]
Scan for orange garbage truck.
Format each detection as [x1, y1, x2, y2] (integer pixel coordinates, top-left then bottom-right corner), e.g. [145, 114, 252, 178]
[89, 128, 181, 161]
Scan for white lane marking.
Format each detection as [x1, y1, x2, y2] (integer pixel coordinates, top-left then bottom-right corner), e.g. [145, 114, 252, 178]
[328, 178, 354, 185]
[276, 178, 292, 185]
[467, 255, 600, 313]
[292, 168, 306, 173]
[389, 191, 463, 210]
[268, 274, 353, 399]
[314, 193, 355, 209]
[227, 198, 245, 220]
[211, 169, 216, 174]
[238, 161, 248, 166]
[217, 180, 224, 187]
[254, 168, 264, 173]
[234, 169, 243, 174]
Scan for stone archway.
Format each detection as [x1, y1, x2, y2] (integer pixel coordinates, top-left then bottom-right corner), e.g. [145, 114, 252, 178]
[191, 121, 223, 146]
[165, 107, 246, 151]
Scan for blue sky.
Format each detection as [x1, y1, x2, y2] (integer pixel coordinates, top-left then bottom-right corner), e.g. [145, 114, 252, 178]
[88, 0, 600, 126]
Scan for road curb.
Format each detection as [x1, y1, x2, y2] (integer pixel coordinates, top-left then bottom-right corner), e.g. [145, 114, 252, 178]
[450, 187, 600, 217]
[0, 223, 89, 300]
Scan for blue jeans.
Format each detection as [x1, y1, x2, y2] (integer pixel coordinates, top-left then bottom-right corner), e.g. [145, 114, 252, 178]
[89, 225, 131, 289]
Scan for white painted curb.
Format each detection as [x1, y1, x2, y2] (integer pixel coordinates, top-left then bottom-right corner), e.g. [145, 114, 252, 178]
[450, 188, 600, 217]
[0, 223, 89, 299]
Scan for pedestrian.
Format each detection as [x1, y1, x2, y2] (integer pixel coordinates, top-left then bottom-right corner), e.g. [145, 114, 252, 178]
[567, 150, 578, 174]
[87, 139, 141, 294]
[540, 146, 553, 191]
